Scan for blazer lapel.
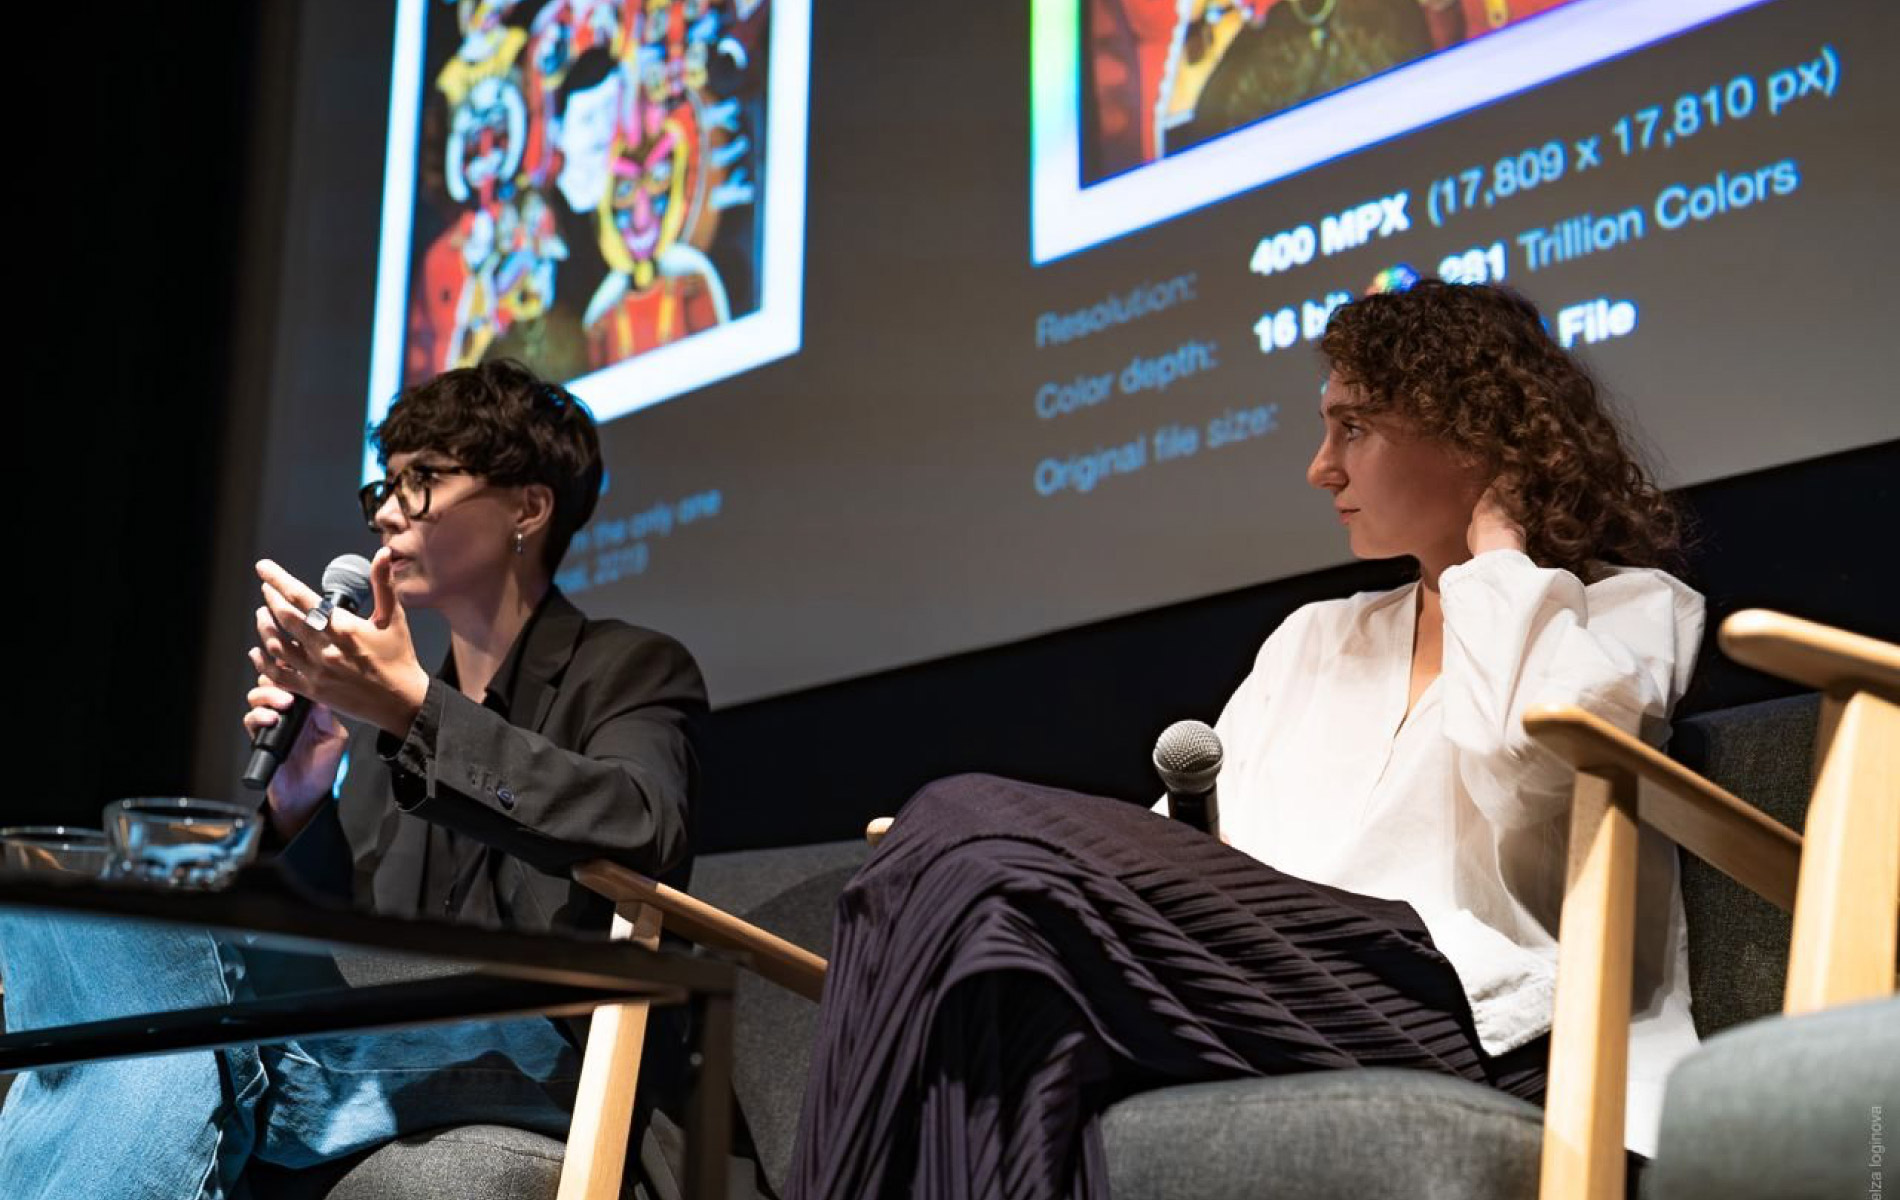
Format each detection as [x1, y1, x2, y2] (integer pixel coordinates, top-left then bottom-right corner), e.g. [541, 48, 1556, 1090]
[512, 589, 589, 735]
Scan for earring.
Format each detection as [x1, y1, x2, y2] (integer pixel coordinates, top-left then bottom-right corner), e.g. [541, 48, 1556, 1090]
[513, 531, 525, 556]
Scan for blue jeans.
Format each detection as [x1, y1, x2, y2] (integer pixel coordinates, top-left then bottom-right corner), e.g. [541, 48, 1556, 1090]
[0, 913, 581, 1199]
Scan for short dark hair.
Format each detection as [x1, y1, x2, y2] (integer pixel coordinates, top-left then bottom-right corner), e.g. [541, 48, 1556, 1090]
[555, 47, 618, 116]
[1320, 280, 1684, 576]
[373, 359, 603, 573]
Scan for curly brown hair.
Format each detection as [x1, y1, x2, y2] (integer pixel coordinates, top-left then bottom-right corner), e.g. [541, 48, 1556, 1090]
[373, 359, 603, 574]
[1318, 280, 1684, 577]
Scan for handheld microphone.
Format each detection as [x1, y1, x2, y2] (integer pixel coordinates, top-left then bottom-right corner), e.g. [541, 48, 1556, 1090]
[242, 554, 375, 791]
[1154, 720, 1222, 838]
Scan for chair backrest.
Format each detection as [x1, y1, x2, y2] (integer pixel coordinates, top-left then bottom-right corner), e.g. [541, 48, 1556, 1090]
[690, 839, 871, 1193]
[1665, 692, 1819, 1036]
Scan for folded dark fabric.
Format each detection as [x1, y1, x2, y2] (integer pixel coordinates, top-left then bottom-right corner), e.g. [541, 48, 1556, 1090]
[787, 773, 1520, 1200]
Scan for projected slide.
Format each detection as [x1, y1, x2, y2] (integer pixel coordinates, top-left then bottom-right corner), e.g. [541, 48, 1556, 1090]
[285, 0, 1893, 704]
[366, 0, 809, 451]
[1033, 0, 1772, 263]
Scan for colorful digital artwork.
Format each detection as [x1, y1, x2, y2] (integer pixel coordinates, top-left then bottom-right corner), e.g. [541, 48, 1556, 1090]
[1031, 0, 1772, 263]
[1084, 0, 1585, 186]
[368, 0, 809, 457]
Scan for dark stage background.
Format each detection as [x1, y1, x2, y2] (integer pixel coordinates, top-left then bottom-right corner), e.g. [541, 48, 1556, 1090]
[20, 3, 1898, 850]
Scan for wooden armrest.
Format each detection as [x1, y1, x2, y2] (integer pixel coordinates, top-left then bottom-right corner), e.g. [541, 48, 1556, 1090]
[1719, 609, 1900, 699]
[865, 817, 893, 847]
[573, 860, 827, 1002]
[1522, 704, 1803, 913]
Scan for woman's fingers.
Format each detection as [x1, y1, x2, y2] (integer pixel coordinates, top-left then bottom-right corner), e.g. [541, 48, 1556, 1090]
[250, 643, 304, 700]
[255, 602, 315, 673]
[242, 665, 294, 735]
[260, 582, 329, 652]
[249, 645, 278, 680]
[247, 677, 299, 713]
[368, 548, 399, 629]
[256, 604, 293, 658]
[256, 559, 322, 614]
[249, 557, 422, 739]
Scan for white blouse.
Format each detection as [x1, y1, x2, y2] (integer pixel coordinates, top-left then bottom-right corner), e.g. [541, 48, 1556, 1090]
[1209, 548, 1706, 1156]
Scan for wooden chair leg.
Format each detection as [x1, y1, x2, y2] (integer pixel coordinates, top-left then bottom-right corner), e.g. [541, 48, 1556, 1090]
[1784, 689, 1900, 1015]
[1540, 768, 1639, 1200]
[557, 901, 662, 1200]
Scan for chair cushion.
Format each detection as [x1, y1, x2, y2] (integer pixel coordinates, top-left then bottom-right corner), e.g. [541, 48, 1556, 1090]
[691, 839, 871, 1191]
[304, 1124, 566, 1200]
[1667, 693, 1818, 1035]
[1101, 1069, 1543, 1200]
[1645, 995, 1899, 1200]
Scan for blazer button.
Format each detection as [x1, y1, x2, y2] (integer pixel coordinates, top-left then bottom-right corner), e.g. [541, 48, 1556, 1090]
[496, 786, 516, 809]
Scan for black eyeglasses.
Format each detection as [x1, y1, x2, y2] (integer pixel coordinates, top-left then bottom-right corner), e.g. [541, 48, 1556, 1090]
[358, 464, 474, 531]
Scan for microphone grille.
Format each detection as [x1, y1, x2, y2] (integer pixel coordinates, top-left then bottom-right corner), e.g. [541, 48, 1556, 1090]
[1153, 720, 1223, 792]
[322, 554, 375, 612]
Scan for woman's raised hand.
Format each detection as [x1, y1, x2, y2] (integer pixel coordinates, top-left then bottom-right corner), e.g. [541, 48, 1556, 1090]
[1465, 482, 1528, 558]
[250, 550, 431, 741]
[242, 678, 349, 823]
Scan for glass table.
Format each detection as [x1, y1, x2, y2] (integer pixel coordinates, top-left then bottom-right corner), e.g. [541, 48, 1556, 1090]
[0, 864, 736, 1199]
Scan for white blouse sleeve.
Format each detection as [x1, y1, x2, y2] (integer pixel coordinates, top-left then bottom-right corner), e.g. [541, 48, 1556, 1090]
[1437, 549, 1705, 831]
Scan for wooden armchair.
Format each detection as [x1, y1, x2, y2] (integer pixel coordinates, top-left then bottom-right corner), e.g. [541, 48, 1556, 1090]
[554, 860, 829, 1198]
[1527, 608, 1898, 1200]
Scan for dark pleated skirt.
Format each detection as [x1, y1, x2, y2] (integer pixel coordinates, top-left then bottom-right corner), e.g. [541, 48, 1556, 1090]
[785, 774, 1545, 1200]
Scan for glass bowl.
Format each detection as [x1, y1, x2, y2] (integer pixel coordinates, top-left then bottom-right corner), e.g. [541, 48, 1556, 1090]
[104, 798, 261, 889]
[0, 826, 110, 876]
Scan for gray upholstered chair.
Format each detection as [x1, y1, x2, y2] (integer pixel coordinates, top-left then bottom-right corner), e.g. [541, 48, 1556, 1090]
[1630, 613, 1899, 1200]
[244, 1121, 571, 1200]
[676, 611, 1897, 1200]
[677, 693, 1802, 1200]
[1642, 992, 1897, 1200]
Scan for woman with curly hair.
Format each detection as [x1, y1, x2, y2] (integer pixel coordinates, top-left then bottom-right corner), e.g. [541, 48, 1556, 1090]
[786, 281, 1700, 1199]
[1317, 277, 1684, 576]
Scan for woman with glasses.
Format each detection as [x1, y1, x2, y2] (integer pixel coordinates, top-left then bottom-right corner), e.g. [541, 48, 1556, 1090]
[246, 358, 703, 922]
[230, 356, 723, 1195]
[0, 359, 727, 1200]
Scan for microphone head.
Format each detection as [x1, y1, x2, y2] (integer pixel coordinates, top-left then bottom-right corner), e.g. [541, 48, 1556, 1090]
[1153, 720, 1222, 794]
[321, 554, 375, 613]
